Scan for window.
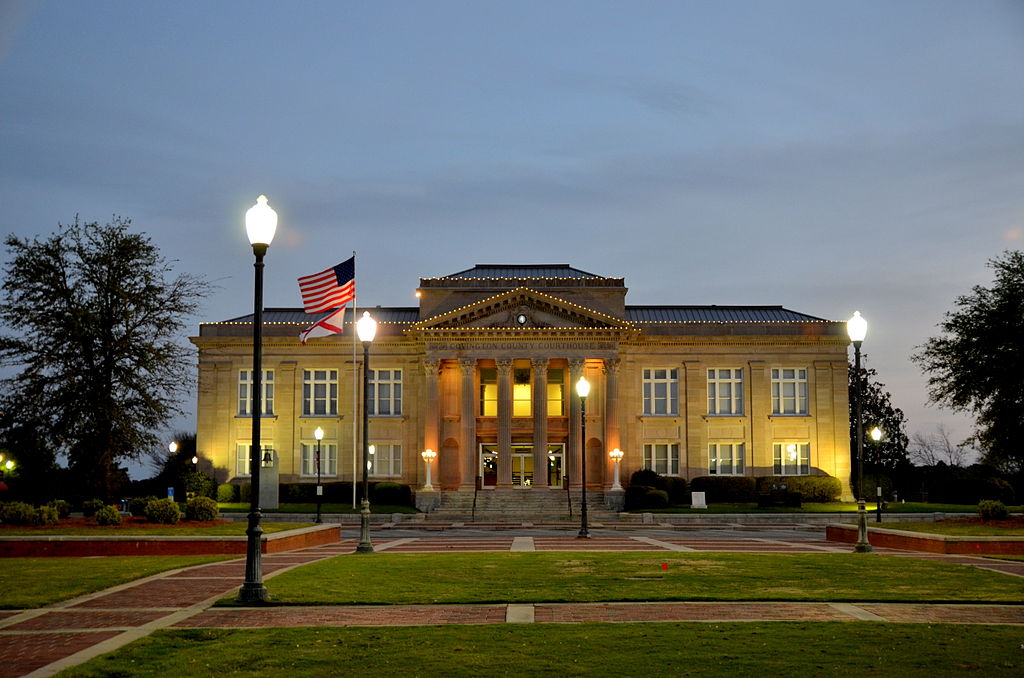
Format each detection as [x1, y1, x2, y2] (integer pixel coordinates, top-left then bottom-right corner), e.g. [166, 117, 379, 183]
[643, 368, 678, 415]
[300, 442, 338, 477]
[479, 368, 497, 416]
[643, 443, 680, 475]
[512, 367, 531, 416]
[370, 369, 402, 415]
[773, 442, 810, 475]
[303, 369, 338, 416]
[771, 368, 808, 415]
[547, 368, 564, 416]
[709, 443, 745, 475]
[369, 443, 402, 477]
[707, 368, 743, 415]
[235, 443, 273, 477]
[238, 370, 274, 416]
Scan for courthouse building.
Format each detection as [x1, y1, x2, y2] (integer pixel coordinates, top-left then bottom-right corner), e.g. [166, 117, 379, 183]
[191, 264, 854, 509]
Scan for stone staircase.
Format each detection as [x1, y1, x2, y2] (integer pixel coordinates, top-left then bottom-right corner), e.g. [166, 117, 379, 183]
[427, 488, 620, 522]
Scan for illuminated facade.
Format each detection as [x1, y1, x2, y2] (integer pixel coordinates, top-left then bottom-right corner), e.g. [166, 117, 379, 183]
[191, 265, 853, 507]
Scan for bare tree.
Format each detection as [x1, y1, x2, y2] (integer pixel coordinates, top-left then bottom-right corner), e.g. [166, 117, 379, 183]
[909, 423, 973, 467]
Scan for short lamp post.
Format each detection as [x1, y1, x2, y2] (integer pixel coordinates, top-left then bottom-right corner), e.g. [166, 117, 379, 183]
[314, 426, 324, 524]
[356, 311, 377, 554]
[239, 194, 277, 602]
[870, 426, 883, 523]
[576, 375, 591, 539]
[609, 448, 624, 491]
[421, 449, 436, 490]
[847, 310, 873, 553]
[169, 441, 178, 455]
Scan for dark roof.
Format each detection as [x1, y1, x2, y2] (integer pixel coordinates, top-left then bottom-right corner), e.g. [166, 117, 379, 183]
[626, 306, 830, 323]
[435, 264, 605, 279]
[216, 307, 420, 324]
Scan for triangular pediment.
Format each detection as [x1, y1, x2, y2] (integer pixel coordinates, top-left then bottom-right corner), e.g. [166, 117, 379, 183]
[412, 287, 632, 331]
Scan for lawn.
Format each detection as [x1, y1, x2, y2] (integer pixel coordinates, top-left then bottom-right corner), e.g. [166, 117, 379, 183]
[0, 519, 312, 536]
[233, 551, 1024, 606]
[877, 518, 1024, 536]
[0, 556, 234, 609]
[57, 623, 1024, 678]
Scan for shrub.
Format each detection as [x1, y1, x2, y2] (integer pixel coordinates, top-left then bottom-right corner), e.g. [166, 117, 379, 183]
[980, 477, 1015, 505]
[216, 483, 237, 503]
[94, 505, 122, 526]
[282, 483, 316, 502]
[624, 485, 671, 510]
[81, 499, 105, 517]
[756, 476, 842, 502]
[371, 482, 413, 506]
[642, 488, 670, 508]
[662, 476, 689, 505]
[144, 497, 181, 524]
[629, 469, 661, 489]
[47, 499, 72, 519]
[185, 496, 219, 521]
[0, 501, 37, 525]
[129, 496, 159, 517]
[978, 499, 1009, 521]
[689, 476, 758, 502]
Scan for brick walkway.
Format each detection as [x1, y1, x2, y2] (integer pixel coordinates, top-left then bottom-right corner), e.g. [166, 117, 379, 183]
[2, 534, 1023, 678]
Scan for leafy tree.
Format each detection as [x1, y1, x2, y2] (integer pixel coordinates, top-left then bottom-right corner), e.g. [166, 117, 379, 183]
[849, 361, 911, 489]
[0, 217, 207, 500]
[912, 250, 1024, 473]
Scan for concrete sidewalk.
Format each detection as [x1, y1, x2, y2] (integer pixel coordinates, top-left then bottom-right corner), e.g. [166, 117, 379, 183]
[2, 535, 1023, 678]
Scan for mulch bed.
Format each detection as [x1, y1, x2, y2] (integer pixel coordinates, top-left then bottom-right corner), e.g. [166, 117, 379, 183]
[938, 517, 1024, 530]
[0, 517, 232, 532]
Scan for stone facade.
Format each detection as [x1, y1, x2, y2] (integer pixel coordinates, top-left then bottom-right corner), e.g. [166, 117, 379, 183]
[191, 265, 853, 502]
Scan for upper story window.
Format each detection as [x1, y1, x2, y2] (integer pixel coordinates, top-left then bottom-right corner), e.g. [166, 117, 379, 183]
[643, 368, 678, 415]
[512, 367, 531, 416]
[547, 368, 565, 416]
[238, 369, 274, 416]
[707, 368, 743, 415]
[303, 369, 338, 416]
[773, 442, 810, 475]
[771, 368, 808, 415]
[370, 369, 402, 416]
[479, 368, 497, 416]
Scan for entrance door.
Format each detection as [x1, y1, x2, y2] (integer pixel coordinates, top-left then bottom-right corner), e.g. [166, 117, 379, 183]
[480, 446, 498, 488]
[547, 444, 564, 487]
[511, 445, 533, 486]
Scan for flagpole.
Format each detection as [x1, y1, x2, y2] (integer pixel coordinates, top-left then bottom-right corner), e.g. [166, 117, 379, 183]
[351, 251, 358, 509]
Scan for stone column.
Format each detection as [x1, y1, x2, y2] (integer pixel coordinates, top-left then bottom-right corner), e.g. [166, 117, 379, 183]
[422, 358, 441, 480]
[603, 358, 620, 488]
[532, 358, 550, 487]
[568, 358, 585, 488]
[459, 358, 477, 489]
[496, 358, 513, 487]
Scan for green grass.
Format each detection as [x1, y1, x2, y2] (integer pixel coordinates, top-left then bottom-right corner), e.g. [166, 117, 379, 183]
[56, 623, 1024, 678]
[0, 556, 234, 609]
[233, 552, 1024, 606]
[0, 522, 312, 536]
[641, 502, 1017, 514]
[881, 521, 1024, 536]
[218, 503, 417, 514]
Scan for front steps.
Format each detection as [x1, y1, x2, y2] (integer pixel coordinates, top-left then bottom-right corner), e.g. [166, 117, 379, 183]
[424, 488, 620, 522]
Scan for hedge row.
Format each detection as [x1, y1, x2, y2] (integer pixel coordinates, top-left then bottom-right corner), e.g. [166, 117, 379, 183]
[216, 481, 414, 507]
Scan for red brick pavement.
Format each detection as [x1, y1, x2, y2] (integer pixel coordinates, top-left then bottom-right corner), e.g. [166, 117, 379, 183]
[534, 537, 661, 551]
[535, 601, 852, 623]
[859, 603, 1024, 624]
[177, 604, 507, 628]
[5, 609, 168, 631]
[0, 631, 120, 678]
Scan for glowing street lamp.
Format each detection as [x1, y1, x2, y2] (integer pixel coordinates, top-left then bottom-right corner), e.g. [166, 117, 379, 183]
[314, 426, 324, 524]
[609, 448, 624, 491]
[847, 310, 872, 553]
[421, 449, 437, 490]
[576, 375, 591, 539]
[356, 311, 377, 553]
[869, 426, 884, 522]
[238, 194, 277, 603]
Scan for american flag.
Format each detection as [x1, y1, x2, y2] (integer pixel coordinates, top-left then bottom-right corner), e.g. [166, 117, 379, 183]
[297, 256, 355, 314]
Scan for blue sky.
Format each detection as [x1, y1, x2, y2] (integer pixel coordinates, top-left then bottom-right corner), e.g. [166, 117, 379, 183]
[2, 1, 1023, 471]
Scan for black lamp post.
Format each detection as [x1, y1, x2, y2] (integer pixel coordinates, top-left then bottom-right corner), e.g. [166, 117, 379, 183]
[870, 426, 883, 523]
[355, 311, 377, 553]
[314, 425, 324, 524]
[576, 375, 591, 539]
[238, 194, 277, 603]
[847, 310, 873, 554]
